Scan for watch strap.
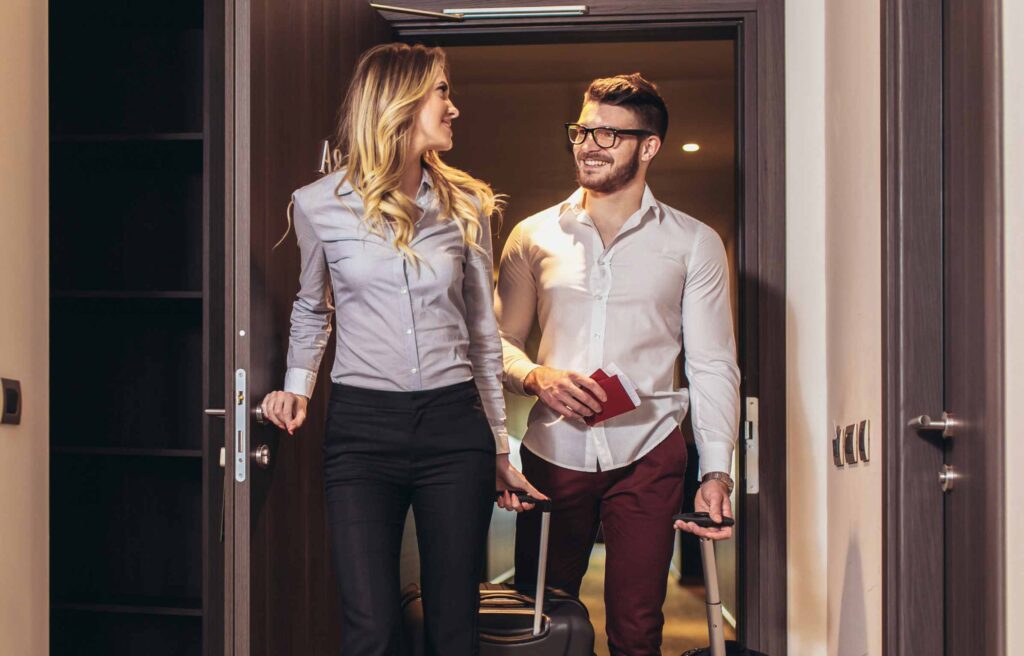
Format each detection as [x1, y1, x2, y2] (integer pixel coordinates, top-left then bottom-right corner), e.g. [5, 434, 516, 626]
[701, 471, 735, 494]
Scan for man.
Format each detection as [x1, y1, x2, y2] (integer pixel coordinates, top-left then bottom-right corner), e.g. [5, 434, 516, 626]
[495, 74, 740, 655]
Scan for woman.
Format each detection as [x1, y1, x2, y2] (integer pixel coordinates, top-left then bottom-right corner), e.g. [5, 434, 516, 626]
[260, 43, 545, 655]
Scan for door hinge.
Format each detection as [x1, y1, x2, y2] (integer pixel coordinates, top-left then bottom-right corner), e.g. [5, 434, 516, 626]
[744, 397, 759, 494]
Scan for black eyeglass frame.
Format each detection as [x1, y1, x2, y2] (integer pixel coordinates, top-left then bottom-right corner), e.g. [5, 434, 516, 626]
[564, 123, 656, 148]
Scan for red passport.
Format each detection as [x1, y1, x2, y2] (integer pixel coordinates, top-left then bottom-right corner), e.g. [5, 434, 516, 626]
[584, 365, 641, 426]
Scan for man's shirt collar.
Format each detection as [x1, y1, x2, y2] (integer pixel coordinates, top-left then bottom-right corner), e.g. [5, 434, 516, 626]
[559, 184, 663, 225]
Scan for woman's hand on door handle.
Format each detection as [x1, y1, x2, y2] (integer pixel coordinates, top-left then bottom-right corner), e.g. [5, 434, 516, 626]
[260, 391, 308, 435]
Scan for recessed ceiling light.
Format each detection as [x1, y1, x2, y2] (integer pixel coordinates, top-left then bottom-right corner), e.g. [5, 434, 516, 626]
[682, 143, 700, 153]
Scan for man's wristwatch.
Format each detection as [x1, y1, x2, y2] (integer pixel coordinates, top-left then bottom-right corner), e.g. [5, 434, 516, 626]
[701, 471, 735, 495]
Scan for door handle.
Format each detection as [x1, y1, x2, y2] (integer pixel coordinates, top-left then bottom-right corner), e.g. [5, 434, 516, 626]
[205, 406, 267, 424]
[907, 411, 957, 438]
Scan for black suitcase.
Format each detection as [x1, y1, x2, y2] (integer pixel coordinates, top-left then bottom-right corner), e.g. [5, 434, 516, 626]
[676, 513, 768, 656]
[402, 495, 595, 655]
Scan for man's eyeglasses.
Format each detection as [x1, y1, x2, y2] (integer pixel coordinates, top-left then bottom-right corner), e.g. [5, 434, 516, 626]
[565, 123, 655, 149]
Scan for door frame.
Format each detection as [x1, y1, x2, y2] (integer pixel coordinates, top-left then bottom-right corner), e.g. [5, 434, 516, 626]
[881, 0, 1005, 653]
[384, 2, 787, 652]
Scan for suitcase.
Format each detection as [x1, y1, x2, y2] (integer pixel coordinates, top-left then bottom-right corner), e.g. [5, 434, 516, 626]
[402, 494, 595, 655]
[676, 513, 768, 656]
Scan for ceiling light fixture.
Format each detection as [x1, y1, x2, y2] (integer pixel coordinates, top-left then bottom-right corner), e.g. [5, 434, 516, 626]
[443, 5, 589, 19]
[682, 143, 700, 153]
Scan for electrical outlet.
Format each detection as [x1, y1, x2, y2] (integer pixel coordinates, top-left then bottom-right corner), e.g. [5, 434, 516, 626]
[1, 379, 22, 425]
[858, 419, 870, 462]
[832, 424, 845, 467]
[844, 424, 858, 464]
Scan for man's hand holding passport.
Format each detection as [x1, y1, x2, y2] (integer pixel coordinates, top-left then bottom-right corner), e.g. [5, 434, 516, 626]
[584, 362, 641, 425]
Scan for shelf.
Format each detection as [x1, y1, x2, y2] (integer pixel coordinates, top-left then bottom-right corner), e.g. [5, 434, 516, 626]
[49, 0, 204, 31]
[51, 295, 203, 450]
[52, 446, 203, 458]
[51, 610, 202, 656]
[50, 137, 203, 294]
[49, 2, 211, 654]
[52, 291, 203, 300]
[51, 456, 203, 603]
[50, 28, 203, 135]
[53, 597, 202, 617]
[51, 132, 204, 143]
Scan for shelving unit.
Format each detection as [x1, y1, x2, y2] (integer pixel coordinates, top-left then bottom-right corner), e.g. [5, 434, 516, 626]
[49, 1, 221, 653]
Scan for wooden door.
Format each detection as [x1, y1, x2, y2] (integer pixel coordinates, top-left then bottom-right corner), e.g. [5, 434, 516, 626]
[883, 0, 1004, 653]
[223, 1, 392, 654]
[941, 0, 1004, 652]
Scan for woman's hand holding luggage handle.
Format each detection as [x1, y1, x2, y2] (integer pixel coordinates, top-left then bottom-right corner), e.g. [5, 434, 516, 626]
[495, 454, 549, 512]
[260, 391, 308, 435]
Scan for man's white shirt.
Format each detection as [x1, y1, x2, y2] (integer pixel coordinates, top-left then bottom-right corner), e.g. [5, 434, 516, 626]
[495, 185, 740, 474]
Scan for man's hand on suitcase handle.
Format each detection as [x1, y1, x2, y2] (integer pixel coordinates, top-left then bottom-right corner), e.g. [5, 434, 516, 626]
[674, 481, 735, 540]
[672, 512, 735, 528]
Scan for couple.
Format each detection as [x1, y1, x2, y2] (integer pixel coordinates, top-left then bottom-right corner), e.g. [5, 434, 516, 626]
[260, 42, 740, 656]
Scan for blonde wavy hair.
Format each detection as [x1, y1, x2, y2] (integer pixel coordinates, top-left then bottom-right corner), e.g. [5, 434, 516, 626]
[325, 42, 501, 261]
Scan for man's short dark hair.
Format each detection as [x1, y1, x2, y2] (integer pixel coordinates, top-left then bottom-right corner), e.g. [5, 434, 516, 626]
[584, 73, 668, 140]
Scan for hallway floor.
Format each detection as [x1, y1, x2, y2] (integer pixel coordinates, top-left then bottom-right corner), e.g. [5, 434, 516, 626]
[578, 545, 736, 655]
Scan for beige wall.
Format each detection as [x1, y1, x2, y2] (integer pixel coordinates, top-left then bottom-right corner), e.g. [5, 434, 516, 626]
[784, 0, 829, 653]
[786, 1, 883, 654]
[824, 1, 883, 655]
[0, 0, 49, 654]
[1003, 0, 1023, 652]
[789, 2, 1021, 654]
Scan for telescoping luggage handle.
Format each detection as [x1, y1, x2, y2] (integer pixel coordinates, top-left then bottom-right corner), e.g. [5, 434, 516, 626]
[674, 512, 736, 656]
[501, 490, 553, 637]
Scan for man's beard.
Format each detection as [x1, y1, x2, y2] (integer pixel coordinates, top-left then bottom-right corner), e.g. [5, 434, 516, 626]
[575, 144, 641, 194]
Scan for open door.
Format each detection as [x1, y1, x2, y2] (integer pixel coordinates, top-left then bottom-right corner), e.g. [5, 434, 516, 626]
[223, 1, 392, 654]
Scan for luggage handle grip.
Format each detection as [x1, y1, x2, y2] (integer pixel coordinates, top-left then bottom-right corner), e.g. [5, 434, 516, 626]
[673, 511, 735, 529]
[495, 489, 553, 513]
